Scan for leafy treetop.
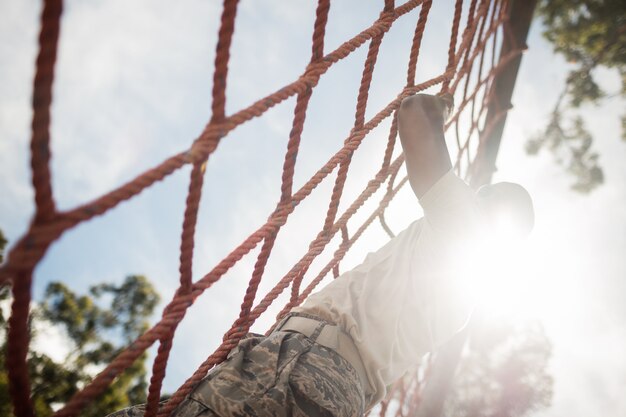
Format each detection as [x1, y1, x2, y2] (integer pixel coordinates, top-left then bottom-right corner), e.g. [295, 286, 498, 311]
[527, 0, 626, 193]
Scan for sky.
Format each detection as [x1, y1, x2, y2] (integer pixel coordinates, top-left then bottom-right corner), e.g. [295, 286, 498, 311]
[1, 1, 625, 416]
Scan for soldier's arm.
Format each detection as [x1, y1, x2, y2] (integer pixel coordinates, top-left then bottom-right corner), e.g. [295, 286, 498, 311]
[397, 94, 453, 199]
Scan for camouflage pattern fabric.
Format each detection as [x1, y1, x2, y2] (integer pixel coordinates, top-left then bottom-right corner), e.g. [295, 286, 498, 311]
[106, 327, 364, 417]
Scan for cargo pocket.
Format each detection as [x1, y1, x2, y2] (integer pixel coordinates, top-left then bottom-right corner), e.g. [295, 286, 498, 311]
[169, 398, 211, 417]
[189, 332, 309, 417]
[242, 331, 314, 416]
[288, 343, 364, 417]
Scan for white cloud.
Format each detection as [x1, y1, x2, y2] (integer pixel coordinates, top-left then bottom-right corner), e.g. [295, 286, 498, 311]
[31, 313, 73, 364]
[0, 1, 39, 237]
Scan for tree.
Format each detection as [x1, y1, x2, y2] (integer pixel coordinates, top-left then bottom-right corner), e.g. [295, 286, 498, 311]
[0, 230, 161, 417]
[373, 319, 553, 417]
[0, 230, 8, 324]
[527, 0, 626, 193]
[444, 320, 553, 417]
[0, 230, 6, 263]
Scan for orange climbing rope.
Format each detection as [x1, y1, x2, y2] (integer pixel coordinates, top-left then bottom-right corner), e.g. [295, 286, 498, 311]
[1, 0, 529, 416]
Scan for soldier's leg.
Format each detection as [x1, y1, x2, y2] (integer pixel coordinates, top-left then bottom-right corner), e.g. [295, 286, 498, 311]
[183, 331, 364, 416]
[106, 327, 364, 417]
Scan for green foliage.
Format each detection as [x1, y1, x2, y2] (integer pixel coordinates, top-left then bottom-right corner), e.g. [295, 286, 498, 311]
[0, 267, 161, 417]
[445, 321, 553, 417]
[528, 0, 626, 193]
[0, 229, 6, 264]
[526, 112, 604, 193]
[0, 230, 8, 326]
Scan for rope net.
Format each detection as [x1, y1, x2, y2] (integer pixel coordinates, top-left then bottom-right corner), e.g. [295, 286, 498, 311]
[1, 0, 528, 416]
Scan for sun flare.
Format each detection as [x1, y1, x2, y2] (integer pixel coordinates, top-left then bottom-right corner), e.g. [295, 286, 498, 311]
[454, 218, 571, 325]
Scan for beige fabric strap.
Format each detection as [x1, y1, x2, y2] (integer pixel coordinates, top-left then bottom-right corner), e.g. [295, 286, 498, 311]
[276, 315, 371, 397]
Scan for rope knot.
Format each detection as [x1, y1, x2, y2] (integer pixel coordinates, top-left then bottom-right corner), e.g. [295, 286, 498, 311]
[268, 203, 291, 230]
[187, 125, 228, 164]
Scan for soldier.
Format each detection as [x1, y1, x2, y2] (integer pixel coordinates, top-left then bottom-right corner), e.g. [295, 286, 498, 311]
[108, 93, 534, 417]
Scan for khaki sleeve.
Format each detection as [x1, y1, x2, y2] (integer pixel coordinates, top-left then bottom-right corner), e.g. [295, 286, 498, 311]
[417, 169, 483, 347]
[418, 169, 481, 235]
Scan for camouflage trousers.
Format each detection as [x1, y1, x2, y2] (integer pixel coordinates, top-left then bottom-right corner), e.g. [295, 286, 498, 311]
[107, 321, 365, 416]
